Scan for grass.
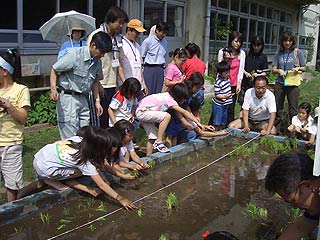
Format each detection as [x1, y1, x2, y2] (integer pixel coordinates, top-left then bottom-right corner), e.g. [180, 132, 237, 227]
[19, 72, 320, 182]
[22, 126, 60, 181]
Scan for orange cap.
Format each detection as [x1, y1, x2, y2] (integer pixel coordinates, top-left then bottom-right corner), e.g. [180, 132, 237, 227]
[127, 19, 146, 32]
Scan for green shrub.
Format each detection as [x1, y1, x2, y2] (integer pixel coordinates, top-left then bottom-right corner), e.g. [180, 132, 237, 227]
[27, 92, 56, 126]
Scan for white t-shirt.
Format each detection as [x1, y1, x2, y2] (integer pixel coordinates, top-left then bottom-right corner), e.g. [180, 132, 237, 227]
[119, 140, 135, 162]
[242, 88, 276, 121]
[121, 36, 143, 88]
[34, 136, 98, 180]
[291, 115, 314, 132]
[309, 123, 318, 135]
[109, 91, 137, 127]
[137, 92, 178, 112]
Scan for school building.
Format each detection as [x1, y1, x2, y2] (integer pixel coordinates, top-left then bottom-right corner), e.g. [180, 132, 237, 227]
[1, 0, 319, 90]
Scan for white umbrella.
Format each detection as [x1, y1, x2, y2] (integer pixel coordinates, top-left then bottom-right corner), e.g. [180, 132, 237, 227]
[39, 10, 96, 44]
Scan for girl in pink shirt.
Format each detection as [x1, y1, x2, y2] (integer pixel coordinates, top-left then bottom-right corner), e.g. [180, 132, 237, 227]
[136, 83, 202, 155]
[164, 48, 187, 91]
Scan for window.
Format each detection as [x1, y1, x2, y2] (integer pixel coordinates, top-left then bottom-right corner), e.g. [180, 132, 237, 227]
[23, 0, 56, 30]
[218, 0, 229, 9]
[0, 2, 17, 29]
[217, 13, 228, 40]
[249, 19, 256, 40]
[257, 21, 264, 38]
[265, 22, 271, 43]
[286, 14, 292, 24]
[240, 0, 249, 13]
[250, 2, 258, 16]
[273, 10, 279, 21]
[272, 24, 278, 44]
[230, 0, 239, 11]
[144, 1, 164, 35]
[267, 7, 272, 19]
[0, 33, 18, 43]
[211, 0, 217, 7]
[239, 18, 248, 42]
[93, 0, 117, 27]
[167, 4, 184, 37]
[210, 12, 217, 39]
[280, 11, 286, 22]
[61, 0, 87, 14]
[230, 15, 238, 32]
[259, 5, 266, 18]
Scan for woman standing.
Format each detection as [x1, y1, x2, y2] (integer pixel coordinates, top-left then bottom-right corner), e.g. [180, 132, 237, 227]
[239, 36, 268, 105]
[272, 31, 305, 127]
[0, 49, 30, 202]
[218, 31, 246, 124]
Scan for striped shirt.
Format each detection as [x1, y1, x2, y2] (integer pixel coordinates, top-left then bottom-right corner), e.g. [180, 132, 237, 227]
[212, 75, 233, 106]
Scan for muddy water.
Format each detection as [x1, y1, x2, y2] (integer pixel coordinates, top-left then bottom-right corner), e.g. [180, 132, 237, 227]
[1, 137, 306, 240]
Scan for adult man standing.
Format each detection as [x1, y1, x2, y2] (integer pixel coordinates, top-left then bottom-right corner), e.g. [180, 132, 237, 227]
[141, 22, 169, 95]
[118, 19, 147, 94]
[50, 32, 112, 139]
[228, 76, 277, 135]
[87, 6, 128, 128]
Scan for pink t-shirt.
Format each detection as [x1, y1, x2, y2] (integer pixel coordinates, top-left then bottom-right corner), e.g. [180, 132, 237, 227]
[182, 58, 206, 79]
[137, 92, 178, 112]
[228, 57, 240, 86]
[166, 63, 182, 91]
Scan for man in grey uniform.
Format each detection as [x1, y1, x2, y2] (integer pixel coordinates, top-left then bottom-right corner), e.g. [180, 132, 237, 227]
[50, 32, 112, 139]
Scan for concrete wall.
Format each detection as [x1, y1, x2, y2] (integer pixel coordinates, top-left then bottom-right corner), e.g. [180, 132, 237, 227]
[300, 4, 320, 68]
[185, 0, 206, 57]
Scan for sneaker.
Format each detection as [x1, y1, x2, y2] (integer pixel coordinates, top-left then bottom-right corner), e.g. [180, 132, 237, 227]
[153, 141, 170, 153]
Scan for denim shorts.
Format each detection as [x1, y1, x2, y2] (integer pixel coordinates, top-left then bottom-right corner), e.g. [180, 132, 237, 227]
[212, 102, 228, 126]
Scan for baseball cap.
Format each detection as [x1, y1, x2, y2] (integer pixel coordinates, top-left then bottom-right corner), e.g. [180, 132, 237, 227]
[127, 19, 146, 33]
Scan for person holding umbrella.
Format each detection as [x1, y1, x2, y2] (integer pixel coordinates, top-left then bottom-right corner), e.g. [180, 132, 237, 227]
[87, 6, 129, 128]
[50, 31, 112, 139]
[57, 25, 87, 60]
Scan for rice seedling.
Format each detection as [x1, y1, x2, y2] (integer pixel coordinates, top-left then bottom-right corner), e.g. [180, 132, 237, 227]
[88, 224, 96, 231]
[96, 201, 106, 212]
[148, 160, 156, 168]
[57, 218, 71, 230]
[40, 212, 50, 224]
[285, 207, 303, 223]
[243, 202, 268, 222]
[159, 233, 167, 240]
[137, 208, 144, 217]
[166, 192, 179, 210]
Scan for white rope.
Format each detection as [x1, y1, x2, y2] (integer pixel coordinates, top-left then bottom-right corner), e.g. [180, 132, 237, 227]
[47, 133, 261, 240]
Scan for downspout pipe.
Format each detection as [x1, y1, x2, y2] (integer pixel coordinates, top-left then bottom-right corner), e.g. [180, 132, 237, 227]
[203, 0, 211, 75]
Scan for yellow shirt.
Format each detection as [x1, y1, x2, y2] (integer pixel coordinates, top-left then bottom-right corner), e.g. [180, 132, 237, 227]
[0, 82, 30, 146]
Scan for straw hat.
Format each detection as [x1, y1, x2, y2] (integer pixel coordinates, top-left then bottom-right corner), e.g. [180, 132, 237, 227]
[127, 19, 146, 33]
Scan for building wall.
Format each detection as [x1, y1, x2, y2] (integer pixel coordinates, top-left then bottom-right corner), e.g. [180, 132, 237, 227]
[299, 4, 320, 68]
[185, 0, 206, 52]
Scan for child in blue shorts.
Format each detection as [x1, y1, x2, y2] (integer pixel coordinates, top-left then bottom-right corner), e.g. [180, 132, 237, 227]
[211, 60, 234, 130]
